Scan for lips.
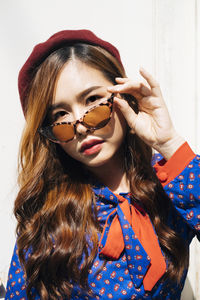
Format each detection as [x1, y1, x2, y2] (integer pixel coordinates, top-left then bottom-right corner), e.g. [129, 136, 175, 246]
[80, 139, 104, 152]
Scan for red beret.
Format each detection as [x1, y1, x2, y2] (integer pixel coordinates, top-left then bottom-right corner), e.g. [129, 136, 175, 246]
[18, 29, 123, 114]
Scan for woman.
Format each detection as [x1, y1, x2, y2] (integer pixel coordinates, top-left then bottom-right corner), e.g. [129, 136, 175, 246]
[5, 29, 200, 299]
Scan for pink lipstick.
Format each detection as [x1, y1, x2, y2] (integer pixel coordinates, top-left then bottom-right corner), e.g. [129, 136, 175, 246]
[80, 139, 104, 155]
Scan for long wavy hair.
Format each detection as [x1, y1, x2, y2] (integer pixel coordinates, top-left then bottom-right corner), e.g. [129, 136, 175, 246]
[15, 43, 188, 299]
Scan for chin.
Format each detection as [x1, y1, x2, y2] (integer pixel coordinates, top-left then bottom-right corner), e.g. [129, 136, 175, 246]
[84, 159, 109, 168]
[82, 156, 110, 168]
[81, 150, 120, 169]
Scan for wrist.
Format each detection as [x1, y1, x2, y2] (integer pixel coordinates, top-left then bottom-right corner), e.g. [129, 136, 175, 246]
[153, 134, 185, 161]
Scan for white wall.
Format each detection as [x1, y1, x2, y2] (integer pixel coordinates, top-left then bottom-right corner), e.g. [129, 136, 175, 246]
[0, 0, 199, 298]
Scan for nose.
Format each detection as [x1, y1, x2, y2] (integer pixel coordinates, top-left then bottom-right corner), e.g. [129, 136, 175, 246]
[75, 122, 89, 136]
[72, 106, 88, 136]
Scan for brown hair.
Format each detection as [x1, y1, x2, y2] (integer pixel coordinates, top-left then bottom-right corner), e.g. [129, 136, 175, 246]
[14, 44, 188, 299]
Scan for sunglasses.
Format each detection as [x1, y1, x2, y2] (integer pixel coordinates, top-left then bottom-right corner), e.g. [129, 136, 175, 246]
[39, 93, 114, 143]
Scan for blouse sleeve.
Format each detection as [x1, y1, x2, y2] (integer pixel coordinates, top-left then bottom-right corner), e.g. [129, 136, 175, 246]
[5, 242, 28, 299]
[153, 142, 200, 240]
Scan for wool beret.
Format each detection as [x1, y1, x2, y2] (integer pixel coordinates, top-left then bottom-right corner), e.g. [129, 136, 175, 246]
[18, 29, 123, 114]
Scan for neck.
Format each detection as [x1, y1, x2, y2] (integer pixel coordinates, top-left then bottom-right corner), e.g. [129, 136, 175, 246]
[87, 151, 130, 194]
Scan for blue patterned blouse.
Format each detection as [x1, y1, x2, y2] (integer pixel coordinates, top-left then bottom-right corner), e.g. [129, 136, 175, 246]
[5, 142, 200, 299]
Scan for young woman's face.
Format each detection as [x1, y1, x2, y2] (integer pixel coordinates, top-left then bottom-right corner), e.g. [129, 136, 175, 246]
[52, 59, 127, 168]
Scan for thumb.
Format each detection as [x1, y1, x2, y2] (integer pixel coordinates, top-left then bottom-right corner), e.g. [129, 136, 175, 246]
[114, 96, 137, 132]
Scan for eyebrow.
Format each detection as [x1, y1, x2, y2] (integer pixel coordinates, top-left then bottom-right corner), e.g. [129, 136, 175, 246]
[50, 85, 103, 111]
[78, 85, 103, 100]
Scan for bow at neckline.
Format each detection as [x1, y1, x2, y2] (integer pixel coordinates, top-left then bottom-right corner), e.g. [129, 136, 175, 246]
[93, 185, 166, 291]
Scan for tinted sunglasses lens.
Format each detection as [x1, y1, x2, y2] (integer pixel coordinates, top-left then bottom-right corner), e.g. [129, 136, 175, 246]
[52, 123, 74, 142]
[83, 105, 111, 128]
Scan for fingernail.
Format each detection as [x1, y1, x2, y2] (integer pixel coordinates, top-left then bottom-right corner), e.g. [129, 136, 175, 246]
[114, 96, 122, 101]
[108, 86, 120, 92]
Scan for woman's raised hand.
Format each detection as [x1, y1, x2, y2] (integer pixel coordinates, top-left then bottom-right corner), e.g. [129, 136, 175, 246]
[107, 68, 185, 160]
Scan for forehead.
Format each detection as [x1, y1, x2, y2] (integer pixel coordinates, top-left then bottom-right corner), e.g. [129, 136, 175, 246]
[54, 60, 112, 104]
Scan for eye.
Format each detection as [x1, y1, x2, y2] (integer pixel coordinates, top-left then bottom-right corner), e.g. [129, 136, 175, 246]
[53, 110, 68, 122]
[86, 95, 102, 104]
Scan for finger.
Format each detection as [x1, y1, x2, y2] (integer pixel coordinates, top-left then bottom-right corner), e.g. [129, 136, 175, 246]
[140, 83, 152, 96]
[114, 96, 137, 131]
[107, 81, 141, 93]
[139, 67, 159, 89]
[116, 79, 152, 97]
[115, 77, 129, 83]
[131, 91, 143, 101]
[138, 96, 165, 113]
[108, 78, 152, 98]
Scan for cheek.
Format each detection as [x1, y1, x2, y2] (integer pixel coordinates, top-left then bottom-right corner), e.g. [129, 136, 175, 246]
[95, 106, 127, 139]
[114, 106, 128, 137]
[59, 140, 78, 159]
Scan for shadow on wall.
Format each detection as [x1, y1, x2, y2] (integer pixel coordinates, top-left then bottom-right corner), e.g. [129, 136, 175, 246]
[181, 277, 195, 300]
[0, 282, 6, 299]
